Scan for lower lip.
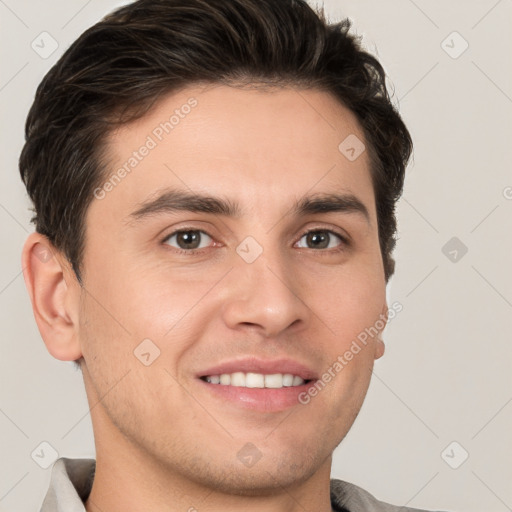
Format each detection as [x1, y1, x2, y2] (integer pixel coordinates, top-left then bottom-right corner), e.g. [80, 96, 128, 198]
[197, 378, 316, 412]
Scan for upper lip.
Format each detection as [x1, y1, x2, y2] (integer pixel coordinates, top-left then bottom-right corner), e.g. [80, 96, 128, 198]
[197, 357, 318, 381]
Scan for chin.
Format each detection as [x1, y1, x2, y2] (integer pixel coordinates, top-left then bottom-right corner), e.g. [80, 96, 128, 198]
[170, 446, 327, 497]
[196, 466, 315, 497]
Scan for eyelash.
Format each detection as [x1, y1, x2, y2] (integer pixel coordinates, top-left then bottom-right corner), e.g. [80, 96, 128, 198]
[161, 227, 350, 256]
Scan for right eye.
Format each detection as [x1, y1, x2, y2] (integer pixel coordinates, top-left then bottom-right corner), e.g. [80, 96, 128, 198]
[163, 229, 214, 251]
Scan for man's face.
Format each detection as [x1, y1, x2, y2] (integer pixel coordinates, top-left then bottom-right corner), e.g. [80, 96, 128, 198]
[78, 84, 386, 492]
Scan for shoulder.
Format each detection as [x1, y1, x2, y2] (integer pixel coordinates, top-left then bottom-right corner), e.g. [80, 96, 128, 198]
[330, 478, 450, 512]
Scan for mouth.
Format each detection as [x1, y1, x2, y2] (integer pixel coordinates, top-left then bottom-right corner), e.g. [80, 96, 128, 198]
[196, 358, 318, 412]
[200, 372, 313, 388]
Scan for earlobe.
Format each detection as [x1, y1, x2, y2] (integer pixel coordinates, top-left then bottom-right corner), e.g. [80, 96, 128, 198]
[21, 233, 83, 361]
[374, 302, 388, 360]
[374, 333, 385, 360]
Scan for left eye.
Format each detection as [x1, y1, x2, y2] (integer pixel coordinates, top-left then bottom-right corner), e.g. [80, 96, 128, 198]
[164, 230, 213, 250]
[296, 230, 344, 250]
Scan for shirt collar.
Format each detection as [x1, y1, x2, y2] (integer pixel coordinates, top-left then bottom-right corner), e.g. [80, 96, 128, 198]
[40, 458, 95, 512]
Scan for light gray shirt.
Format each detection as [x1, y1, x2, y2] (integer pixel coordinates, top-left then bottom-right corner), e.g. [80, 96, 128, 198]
[40, 458, 448, 512]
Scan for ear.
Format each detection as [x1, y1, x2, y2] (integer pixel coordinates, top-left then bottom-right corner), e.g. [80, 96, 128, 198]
[21, 232, 83, 361]
[374, 302, 388, 360]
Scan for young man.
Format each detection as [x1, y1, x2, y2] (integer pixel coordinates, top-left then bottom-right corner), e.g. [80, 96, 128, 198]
[19, 0, 447, 510]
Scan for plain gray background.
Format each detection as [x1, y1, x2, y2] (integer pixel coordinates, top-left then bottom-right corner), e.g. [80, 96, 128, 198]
[1, 1, 511, 511]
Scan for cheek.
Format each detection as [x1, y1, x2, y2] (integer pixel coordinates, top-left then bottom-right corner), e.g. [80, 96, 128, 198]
[82, 256, 219, 341]
[304, 264, 385, 406]
[78, 291, 131, 388]
[78, 285, 191, 440]
[309, 266, 385, 343]
[124, 272, 226, 345]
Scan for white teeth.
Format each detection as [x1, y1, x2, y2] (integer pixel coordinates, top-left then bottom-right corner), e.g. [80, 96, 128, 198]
[264, 374, 283, 388]
[219, 374, 231, 385]
[292, 375, 304, 386]
[230, 372, 246, 387]
[204, 372, 307, 388]
[282, 374, 294, 386]
[246, 372, 265, 388]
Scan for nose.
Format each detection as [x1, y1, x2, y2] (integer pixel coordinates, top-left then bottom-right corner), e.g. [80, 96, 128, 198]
[221, 248, 311, 338]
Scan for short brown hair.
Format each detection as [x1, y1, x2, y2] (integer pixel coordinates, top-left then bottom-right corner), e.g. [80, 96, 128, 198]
[19, 0, 412, 283]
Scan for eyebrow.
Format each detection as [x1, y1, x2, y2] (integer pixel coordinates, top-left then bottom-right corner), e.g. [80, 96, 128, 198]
[128, 189, 240, 221]
[127, 189, 370, 225]
[293, 193, 370, 224]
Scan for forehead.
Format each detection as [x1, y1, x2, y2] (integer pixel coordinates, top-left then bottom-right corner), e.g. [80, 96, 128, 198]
[94, 84, 375, 223]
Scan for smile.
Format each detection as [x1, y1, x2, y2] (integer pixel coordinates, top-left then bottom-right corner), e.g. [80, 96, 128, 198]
[201, 372, 311, 388]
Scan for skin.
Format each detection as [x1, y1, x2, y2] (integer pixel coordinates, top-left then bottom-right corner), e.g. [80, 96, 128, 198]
[22, 84, 388, 512]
